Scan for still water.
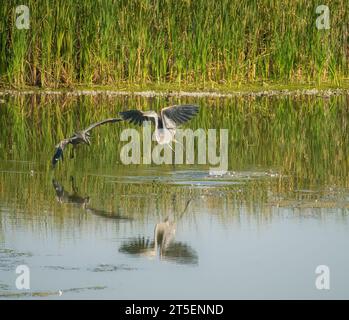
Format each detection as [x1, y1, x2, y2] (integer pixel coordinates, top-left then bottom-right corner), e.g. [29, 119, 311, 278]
[0, 93, 349, 299]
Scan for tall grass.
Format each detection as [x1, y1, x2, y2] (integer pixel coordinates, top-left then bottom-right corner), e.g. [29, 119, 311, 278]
[0, 0, 348, 87]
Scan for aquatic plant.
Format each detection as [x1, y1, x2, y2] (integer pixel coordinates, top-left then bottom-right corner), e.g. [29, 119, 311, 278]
[0, 0, 348, 88]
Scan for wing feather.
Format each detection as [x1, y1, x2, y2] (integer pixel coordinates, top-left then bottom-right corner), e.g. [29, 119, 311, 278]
[161, 105, 199, 127]
[83, 118, 122, 133]
[119, 110, 157, 126]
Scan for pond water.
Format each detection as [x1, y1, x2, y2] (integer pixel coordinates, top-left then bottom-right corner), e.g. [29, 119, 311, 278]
[0, 93, 349, 299]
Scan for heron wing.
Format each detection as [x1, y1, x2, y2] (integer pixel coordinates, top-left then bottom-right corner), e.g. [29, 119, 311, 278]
[119, 110, 157, 126]
[86, 208, 131, 220]
[162, 242, 199, 265]
[161, 105, 199, 128]
[83, 118, 122, 133]
[119, 237, 155, 255]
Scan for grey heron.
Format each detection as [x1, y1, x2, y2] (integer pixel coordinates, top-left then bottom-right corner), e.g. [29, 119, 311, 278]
[52, 118, 122, 167]
[119, 104, 199, 148]
[52, 177, 130, 220]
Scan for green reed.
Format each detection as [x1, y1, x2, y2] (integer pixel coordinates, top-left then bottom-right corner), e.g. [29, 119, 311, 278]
[0, 0, 348, 88]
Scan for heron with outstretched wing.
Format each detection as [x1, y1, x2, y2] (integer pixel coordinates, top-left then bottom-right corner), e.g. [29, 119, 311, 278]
[52, 118, 122, 167]
[119, 104, 199, 147]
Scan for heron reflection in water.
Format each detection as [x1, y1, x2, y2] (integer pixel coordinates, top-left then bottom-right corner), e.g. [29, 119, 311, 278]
[52, 177, 130, 220]
[119, 197, 198, 265]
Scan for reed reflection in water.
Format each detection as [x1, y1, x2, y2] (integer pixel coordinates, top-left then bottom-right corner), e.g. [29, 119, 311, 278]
[0, 93, 349, 298]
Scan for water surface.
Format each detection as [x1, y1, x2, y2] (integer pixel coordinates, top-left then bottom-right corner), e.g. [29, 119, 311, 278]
[0, 93, 349, 299]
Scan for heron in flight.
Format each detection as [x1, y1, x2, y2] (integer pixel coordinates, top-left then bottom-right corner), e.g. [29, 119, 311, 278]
[119, 105, 199, 149]
[52, 118, 121, 167]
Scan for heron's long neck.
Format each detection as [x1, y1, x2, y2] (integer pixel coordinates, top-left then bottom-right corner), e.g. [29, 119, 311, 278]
[157, 117, 164, 130]
[154, 224, 159, 251]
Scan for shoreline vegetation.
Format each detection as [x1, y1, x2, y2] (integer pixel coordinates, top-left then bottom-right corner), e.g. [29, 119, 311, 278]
[1, 1, 348, 89]
[1, 85, 349, 98]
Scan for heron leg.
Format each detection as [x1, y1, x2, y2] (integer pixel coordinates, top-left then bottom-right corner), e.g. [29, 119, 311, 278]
[173, 138, 184, 149]
[166, 143, 176, 168]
